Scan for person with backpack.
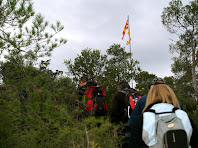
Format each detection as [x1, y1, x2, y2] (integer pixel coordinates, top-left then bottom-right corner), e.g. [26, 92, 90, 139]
[85, 81, 108, 116]
[77, 76, 88, 103]
[128, 83, 198, 148]
[129, 77, 184, 128]
[111, 80, 137, 148]
[75, 77, 108, 122]
[110, 80, 131, 124]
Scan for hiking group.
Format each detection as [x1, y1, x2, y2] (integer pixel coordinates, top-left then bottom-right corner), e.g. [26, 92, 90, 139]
[76, 76, 198, 148]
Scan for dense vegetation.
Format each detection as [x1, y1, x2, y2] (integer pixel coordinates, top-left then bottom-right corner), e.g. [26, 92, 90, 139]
[0, 63, 124, 148]
[0, 0, 198, 147]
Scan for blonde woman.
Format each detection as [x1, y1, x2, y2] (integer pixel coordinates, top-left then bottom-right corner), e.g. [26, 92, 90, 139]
[128, 84, 198, 148]
[129, 77, 184, 127]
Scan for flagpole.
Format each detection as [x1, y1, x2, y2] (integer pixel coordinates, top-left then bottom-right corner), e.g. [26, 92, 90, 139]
[128, 15, 132, 61]
[127, 15, 133, 88]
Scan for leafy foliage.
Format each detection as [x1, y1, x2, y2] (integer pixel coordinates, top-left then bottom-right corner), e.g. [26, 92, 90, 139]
[0, 62, 121, 147]
[65, 44, 141, 100]
[103, 44, 140, 98]
[0, 1, 198, 147]
[161, 0, 198, 98]
[134, 71, 156, 95]
[0, 0, 67, 65]
[65, 48, 107, 83]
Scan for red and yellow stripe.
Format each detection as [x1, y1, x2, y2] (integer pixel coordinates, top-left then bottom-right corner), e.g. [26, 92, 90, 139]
[122, 19, 129, 40]
[122, 19, 131, 45]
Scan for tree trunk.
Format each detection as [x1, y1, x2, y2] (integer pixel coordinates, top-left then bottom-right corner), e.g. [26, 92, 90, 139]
[192, 66, 198, 99]
[191, 44, 198, 100]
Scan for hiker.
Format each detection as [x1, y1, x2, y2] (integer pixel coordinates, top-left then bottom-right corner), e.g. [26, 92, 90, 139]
[74, 76, 88, 107]
[110, 80, 132, 148]
[85, 81, 107, 116]
[76, 76, 108, 118]
[110, 80, 131, 124]
[128, 84, 198, 148]
[20, 89, 28, 113]
[20, 89, 28, 101]
[77, 76, 88, 101]
[133, 89, 142, 104]
[128, 77, 184, 128]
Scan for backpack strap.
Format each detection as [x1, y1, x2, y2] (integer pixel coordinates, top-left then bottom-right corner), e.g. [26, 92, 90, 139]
[86, 81, 97, 87]
[120, 90, 127, 94]
[90, 86, 106, 112]
[145, 107, 179, 114]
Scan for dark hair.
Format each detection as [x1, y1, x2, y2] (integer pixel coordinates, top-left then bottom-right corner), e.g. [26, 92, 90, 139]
[80, 76, 88, 83]
[152, 77, 165, 85]
[118, 80, 130, 90]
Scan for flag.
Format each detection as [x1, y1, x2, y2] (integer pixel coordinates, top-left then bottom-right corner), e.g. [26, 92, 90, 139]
[122, 19, 131, 45]
[126, 31, 131, 45]
[122, 19, 128, 40]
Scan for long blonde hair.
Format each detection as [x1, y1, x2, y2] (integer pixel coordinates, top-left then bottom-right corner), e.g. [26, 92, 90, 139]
[142, 84, 181, 113]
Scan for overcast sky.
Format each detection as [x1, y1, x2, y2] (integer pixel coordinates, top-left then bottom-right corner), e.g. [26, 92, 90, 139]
[33, 0, 188, 78]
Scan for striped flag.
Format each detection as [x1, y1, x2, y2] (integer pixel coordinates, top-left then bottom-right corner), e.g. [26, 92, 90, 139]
[126, 31, 131, 45]
[122, 19, 131, 45]
[122, 19, 128, 40]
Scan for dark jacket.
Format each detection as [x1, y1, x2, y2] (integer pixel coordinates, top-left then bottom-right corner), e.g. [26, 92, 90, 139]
[110, 92, 128, 124]
[128, 95, 185, 128]
[77, 85, 87, 101]
[128, 104, 198, 148]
